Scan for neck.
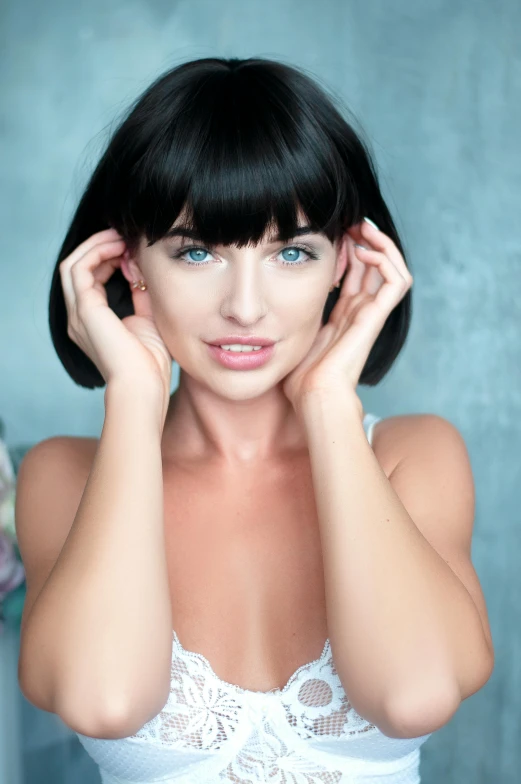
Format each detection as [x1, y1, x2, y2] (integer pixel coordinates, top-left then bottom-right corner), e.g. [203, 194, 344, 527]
[160, 371, 311, 468]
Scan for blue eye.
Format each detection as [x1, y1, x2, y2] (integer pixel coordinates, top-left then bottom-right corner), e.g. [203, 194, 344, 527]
[279, 246, 314, 265]
[173, 244, 319, 266]
[183, 247, 211, 264]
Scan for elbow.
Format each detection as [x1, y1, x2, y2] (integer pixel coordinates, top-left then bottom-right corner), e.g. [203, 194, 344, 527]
[381, 683, 461, 739]
[56, 682, 171, 740]
[57, 698, 143, 740]
[17, 673, 136, 739]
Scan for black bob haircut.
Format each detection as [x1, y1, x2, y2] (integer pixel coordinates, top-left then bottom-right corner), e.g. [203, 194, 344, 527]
[49, 56, 412, 389]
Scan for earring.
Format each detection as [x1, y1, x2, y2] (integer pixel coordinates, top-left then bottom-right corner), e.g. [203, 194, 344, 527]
[131, 279, 147, 291]
[328, 281, 341, 293]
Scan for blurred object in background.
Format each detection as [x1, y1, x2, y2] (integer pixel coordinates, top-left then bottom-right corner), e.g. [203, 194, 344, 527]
[0, 417, 25, 784]
[0, 417, 26, 635]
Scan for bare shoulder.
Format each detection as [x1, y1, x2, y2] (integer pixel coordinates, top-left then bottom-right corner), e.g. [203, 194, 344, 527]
[17, 435, 98, 486]
[16, 435, 99, 644]
[16, 434, 100, 541]
[16, 433, 100, 533]
[370, 412, 466, 477]
[371, 412, 493, 665]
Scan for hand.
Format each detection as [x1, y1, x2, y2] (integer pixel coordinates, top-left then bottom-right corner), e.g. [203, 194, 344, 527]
[59, 228, 173, 413]
[282, 219, 413, 416]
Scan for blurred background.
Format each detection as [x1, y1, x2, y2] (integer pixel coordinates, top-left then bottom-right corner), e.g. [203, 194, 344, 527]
[1, 0, 520, 782]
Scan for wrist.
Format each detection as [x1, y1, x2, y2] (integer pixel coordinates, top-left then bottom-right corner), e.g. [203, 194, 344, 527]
[104, 376, 169, 432]
[299, 388, 364, 422]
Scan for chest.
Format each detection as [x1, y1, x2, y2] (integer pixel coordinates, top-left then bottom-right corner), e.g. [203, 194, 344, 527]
[161, 451, 329, 693]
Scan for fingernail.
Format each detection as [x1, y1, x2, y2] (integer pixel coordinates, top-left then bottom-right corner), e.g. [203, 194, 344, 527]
[363, 217, 380, 231]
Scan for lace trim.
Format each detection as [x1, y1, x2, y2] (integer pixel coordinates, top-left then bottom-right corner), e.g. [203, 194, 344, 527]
[128, 629, 379, 751]
[171, 631, 331, 696]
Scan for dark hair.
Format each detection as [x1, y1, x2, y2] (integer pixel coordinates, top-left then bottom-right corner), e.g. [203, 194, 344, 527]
[49, 56, 412, 389]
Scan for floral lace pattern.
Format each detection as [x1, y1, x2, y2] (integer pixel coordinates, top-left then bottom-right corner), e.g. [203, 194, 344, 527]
[126, 630, 384, 783]
[131, 631, 378, 750]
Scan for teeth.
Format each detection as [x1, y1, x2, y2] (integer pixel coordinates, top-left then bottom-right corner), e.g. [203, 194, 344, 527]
[220, 344, 264, 352]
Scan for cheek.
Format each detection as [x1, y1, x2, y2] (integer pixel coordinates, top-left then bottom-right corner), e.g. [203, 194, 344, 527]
[292, 285, 330, 322]
[148, 295, 196, 338]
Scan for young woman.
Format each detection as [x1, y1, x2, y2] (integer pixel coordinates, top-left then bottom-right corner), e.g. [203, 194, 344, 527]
[15, 57, 493, 783]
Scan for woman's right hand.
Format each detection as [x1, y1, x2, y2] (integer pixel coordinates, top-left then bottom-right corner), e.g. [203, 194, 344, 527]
[59, 228, 173, 418]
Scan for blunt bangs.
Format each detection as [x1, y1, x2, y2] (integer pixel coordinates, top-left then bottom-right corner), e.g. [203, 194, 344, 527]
[49, 56, 412, 389]
[105, 59, 364, 251]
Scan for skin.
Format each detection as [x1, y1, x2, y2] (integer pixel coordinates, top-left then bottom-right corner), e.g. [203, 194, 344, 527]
[18, 205, 492, 740]
[119, 209, 494, 734]
[119, 207, 366, 467]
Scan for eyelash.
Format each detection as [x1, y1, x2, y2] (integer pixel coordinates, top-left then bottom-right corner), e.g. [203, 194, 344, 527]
[171, 244, 320, 266]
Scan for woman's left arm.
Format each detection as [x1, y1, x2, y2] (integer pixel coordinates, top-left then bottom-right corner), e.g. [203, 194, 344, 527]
[302, 392, 494, 740]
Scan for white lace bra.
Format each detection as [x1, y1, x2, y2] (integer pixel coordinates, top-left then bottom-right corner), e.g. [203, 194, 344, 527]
[76, 413, 433, 783]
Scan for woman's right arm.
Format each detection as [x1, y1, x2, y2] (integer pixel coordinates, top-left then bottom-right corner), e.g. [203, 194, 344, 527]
[17, 228, 176, 738]
[16, 378, 173, 738]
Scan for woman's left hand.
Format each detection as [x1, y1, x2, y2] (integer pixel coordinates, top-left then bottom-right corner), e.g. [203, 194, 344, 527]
[282, 218, 413, 419]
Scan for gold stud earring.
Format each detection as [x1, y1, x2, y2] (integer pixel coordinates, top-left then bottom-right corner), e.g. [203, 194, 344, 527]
[131, 279, 147, 291]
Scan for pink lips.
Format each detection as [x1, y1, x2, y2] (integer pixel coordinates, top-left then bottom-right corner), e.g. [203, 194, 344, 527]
[206, 342, 276, 369]
[207, 336, 275, 347]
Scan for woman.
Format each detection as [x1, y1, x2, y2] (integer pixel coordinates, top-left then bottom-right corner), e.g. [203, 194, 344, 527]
[15, 57, 493, 783]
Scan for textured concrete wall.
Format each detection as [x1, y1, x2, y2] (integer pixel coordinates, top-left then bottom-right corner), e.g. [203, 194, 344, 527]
[1, 1, 520, 782]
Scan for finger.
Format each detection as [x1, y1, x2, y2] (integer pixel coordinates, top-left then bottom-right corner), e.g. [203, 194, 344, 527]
[353, 245, 403, 278]
[69, 239, 126, 300]
[60, 228, 123, 273]
[354, 244, 386, 296]
[60, 234, 124, 309]
[360, 222, 412, 280]
[341, 236, 387, 298]
[344, 254, 383, 298]
[343, 252, 367, 295]
[339, 235, 371, 297]
[362, 263, 385, 296]
[352, 245, 406, 300]
[92, 253, 126, 286]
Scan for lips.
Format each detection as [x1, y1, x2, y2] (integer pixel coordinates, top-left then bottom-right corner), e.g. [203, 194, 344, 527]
[207, 342, 276, 369]
[207, 336, 275, 347]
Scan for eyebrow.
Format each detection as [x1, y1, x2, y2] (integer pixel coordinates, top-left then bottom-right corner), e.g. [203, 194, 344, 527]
[163, 225, 321, 242]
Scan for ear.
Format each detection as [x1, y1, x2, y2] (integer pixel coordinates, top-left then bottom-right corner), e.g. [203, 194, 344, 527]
[120, 251, 145, 287]
[334, 231, 351, 283]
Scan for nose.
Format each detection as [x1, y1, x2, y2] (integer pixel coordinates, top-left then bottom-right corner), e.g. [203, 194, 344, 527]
[220, 266, 268, 325]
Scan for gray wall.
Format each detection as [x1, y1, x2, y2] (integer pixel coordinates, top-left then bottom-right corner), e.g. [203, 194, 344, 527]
[1, 1, 520, 782]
